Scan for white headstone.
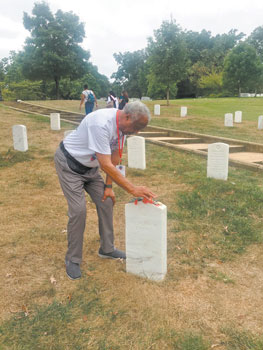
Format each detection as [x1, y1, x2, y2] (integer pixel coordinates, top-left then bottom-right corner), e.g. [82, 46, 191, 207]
[234, 111, 242, 123]
[127, 136, 146, 170]
[64, 130, 74, 138]
[154, 104, 160, 116]
[258, 116, 263, 130]
[180, 106, 187, 117]
[125, 200, 167, 281]
[50, 113, 60, 130]
[12, 125, 28, 152]
[224, 113, 233, 127]
[207, 143, 229, 180]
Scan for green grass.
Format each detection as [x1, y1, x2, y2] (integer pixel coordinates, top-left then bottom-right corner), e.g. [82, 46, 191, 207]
[0, 148, 34, 168]
[146, 97, 263, 143]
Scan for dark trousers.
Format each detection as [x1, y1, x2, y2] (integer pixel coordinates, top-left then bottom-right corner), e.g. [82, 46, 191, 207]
[54, 147, 114, 264]
[85, 102, 94, 115]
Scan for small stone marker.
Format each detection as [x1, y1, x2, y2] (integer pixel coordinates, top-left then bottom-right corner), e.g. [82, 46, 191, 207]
[258, 116, 263, 130]
[154, 104, 160, 116]
[180, 106, 187, 117]
[207, 143, 229, 180]
[127, 136, 146, 170]
[12, 125, 28, 152]
[64, 130, 74, 138]
[224, 113, 233, 127]
[125, 200, 167, 281]
[234, 111, 242, 123]
[50, 113, 60, 130]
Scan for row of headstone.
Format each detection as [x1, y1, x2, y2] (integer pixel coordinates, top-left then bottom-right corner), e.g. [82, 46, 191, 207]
[224, 111, 242, 127]
[225, 112, 263, 130]
[12, 113, 63, 152]
[153, 105, 188, 117]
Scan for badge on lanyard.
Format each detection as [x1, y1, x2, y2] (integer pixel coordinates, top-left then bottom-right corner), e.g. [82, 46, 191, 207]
[116, 164, 126, 177]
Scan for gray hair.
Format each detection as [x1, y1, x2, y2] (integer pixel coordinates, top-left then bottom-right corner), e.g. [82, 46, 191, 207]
[123, 101, 151, 122]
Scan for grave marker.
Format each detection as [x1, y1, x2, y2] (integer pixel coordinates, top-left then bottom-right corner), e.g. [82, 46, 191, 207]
[125, 200, 167, 281]
[207, 143, 229, 180]
[224, 113, 233, 127]
[258, 116, 263, 130]
[154, 104, 160, 116]
[180, 106, 187, 117]
[127, 136, 146, 169]
[12, 125, 28, 152]
[234, 111, 242, 123]
[50, 113, 60, 130]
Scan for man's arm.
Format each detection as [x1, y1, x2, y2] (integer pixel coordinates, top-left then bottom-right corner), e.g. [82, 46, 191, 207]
[79, 93, 85, 110]
[96, 152, 156, 200]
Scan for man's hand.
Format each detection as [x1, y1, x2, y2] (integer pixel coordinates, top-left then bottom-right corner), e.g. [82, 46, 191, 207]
[102, 187, 116, 205]
[131, 186, 157, 201]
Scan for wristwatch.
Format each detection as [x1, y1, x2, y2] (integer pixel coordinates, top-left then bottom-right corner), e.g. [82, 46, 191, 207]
[104, 184, 112, 189]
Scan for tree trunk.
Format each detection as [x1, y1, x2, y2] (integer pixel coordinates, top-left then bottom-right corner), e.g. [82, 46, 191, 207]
[55, 77, 59, 100]
[166, 87, 170, 106]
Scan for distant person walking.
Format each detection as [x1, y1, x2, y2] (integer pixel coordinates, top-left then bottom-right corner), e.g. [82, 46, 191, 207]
[118, 90, 129, 110]
[80, 84, 98, 115]
[106, 91, 118, 109]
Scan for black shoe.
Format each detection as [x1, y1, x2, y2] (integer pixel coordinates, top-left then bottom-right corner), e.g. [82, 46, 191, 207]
[98, 248, 126, 260]
[65, 260, 81, 280]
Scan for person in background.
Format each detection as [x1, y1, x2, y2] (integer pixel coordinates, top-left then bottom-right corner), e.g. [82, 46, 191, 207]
[79, 84, 98, 115]
[107, 91, 119, 109]
[118, 90, 129, 110]
[54, 101, 156, 280]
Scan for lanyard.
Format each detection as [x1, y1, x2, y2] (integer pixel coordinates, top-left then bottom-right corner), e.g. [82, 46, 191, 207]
[116, 110, 124, 164]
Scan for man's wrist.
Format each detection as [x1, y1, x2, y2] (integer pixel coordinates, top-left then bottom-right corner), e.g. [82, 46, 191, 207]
[104, 184, 112, 189]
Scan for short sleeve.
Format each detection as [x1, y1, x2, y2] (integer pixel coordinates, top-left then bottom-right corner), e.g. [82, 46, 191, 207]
[87, 125, 111, 155]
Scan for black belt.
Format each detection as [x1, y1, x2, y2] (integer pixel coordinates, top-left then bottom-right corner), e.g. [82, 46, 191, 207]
[60, 141, 93, 174]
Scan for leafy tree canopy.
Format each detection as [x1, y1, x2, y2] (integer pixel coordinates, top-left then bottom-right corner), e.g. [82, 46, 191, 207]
[22, 1, 90, 98]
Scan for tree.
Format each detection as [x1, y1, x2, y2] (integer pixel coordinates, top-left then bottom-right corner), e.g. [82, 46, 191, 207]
[146, 19, 188, 105]
[22, 2, 90, 99]
[247, 26, 263, 60]
[111, 50, 147, 98]
[223, 43, 263, 95]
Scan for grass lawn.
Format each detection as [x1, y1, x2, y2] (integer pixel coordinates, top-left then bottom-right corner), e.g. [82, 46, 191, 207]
[1, 101, 263, 349]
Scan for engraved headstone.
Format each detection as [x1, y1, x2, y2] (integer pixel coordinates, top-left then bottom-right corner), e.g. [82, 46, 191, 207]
[258, 116, 263, 130]
[180, 106, 187, 117]
[127, 136, 146, 170]
[234, 111, 242, 123]
[154, 104, 160, 116]
[207, 143, 229, 180]
[12, 125, 28, 152]
[125, 200, 167, 281]
[224, 113, 233, 127]
[50, 113, 60, 130]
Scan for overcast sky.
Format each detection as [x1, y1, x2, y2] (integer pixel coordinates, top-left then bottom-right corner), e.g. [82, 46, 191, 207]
[1, 0, 263, 79]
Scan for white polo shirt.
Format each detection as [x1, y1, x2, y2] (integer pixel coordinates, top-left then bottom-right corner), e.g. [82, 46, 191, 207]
[63, 108, 124, 167]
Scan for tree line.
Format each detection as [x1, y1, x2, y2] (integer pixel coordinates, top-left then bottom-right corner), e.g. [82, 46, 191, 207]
[1, 2, 263, 102]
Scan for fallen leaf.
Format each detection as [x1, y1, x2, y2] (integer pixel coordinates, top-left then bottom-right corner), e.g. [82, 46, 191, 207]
[83, 315, 88, 321]
[50, 275, 57, 284]
[67, 294, 72, 303]
[86, 271, 94, 276]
